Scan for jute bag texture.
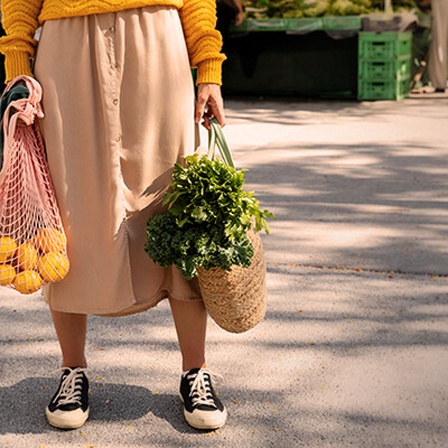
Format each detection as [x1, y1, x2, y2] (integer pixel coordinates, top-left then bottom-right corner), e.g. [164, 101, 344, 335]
[197, 121, 267, 333]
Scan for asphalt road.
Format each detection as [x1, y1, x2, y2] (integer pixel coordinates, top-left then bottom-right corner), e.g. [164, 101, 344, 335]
[1, 94, 447, 448]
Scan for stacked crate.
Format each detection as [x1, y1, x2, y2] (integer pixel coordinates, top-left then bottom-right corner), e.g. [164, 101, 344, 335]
[358, 32, 412, 101]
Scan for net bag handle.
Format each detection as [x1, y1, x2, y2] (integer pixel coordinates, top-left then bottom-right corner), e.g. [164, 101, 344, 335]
[0, 76, 44, 181]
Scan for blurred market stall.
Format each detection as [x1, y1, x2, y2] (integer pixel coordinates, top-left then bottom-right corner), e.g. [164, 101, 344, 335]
[222, 1, 422, 99]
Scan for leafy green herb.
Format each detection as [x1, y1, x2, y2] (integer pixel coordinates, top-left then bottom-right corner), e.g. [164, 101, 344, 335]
[145, 154, 273, 280]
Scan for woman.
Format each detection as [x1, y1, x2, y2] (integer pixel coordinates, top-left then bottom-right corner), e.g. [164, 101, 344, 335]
[0, 0, 227, 431]
[216, 0, 244, 49]
[428, 0, 448, 92]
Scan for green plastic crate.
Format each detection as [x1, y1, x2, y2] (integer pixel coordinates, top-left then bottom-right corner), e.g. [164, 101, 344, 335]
[358, 57, 411, 81]
[358, 78, 410, 100]
[358, 32, 412, 60]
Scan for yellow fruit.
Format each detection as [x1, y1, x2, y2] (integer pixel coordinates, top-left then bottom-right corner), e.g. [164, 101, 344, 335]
[16, 242, 39, 270]
[0, 236, 18, 262]
[13, 270, 42, 294]
[38, 251, 70, 283]
[0, 264, 16, 286]
[35, 228, 66, 253]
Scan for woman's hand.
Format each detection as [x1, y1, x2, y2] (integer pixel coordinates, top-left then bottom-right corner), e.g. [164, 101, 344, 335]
[195, 83, 225, 130]
[234, 0, 244, 26]
[234, 11, 244, 26]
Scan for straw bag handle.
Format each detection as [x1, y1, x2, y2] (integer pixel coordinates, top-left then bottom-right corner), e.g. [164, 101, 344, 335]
[207, 118, 235, 168]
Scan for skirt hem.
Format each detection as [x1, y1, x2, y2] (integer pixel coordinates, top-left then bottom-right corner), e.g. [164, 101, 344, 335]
[45, 289, 203, 317]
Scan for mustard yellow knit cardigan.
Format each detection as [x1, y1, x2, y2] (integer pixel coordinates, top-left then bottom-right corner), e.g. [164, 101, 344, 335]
[0, 0, 225, 84]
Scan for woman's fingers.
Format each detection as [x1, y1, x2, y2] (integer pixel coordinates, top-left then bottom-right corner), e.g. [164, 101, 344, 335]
[195, 83, 226, 129]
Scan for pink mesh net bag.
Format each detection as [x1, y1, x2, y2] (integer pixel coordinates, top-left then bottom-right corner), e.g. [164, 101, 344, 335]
[0, 76, 69, 294]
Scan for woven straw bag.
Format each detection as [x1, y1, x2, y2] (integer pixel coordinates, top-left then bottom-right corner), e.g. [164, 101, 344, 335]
[197, 121, 267, 333]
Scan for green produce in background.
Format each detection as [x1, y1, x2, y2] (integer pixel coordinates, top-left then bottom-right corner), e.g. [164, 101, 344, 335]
[243, 0, 418, 18]
[302, 0, 331, 18]
[329, 0, 371, 16]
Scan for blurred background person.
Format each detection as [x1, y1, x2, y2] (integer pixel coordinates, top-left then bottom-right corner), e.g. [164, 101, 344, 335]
[216, 0, 244, 50]
[428, 0, 448, 92]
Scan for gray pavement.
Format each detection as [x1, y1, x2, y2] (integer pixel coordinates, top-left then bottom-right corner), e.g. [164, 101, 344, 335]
[1, 95, 448, 448]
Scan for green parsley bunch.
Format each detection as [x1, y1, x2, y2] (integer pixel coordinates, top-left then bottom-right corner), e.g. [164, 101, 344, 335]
[145, 153, 273, 280]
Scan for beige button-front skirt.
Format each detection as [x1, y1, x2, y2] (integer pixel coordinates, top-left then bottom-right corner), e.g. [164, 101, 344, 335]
[34, 6, 202, 316]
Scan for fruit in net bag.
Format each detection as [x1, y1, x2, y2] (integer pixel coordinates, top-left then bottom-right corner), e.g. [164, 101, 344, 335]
[0, 264, 16, 286]
[16, 242, 39, 270]
[13, 270, 43, 294]
[0, 237, 18, 262]
[34, 228, 67, 253]
[38, 251, 70, 283]
[0, 76, 69, 294]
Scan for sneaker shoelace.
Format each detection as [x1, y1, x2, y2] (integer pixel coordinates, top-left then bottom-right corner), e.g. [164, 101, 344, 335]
[51, 367, 87, 407]
[187, 369, 223, 408]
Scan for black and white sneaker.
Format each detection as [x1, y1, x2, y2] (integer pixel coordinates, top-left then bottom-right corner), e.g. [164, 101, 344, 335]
[180, 368, 227, 430]
[46, 367, 90, 429]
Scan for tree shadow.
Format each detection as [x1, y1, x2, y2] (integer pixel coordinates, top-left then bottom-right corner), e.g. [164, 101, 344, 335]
[238, 137, 448, 275]
[0, 378, 202, 435]
[1, 98, 447, 445]
[224, 97, 448, 126]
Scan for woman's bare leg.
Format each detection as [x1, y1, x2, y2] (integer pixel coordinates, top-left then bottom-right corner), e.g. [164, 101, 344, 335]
[168, 299, 207, 371]
[51, 309, 88, 368]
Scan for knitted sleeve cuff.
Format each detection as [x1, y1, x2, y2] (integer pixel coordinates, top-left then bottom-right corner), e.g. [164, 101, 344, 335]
[4, 51, 34, 83]
[195, 58, 225, 85]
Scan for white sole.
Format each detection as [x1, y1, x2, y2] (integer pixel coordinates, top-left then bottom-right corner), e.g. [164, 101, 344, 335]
[180, 394, 227, 430]
[45, 406, 90, 430]
[184, 408, 227, 430]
